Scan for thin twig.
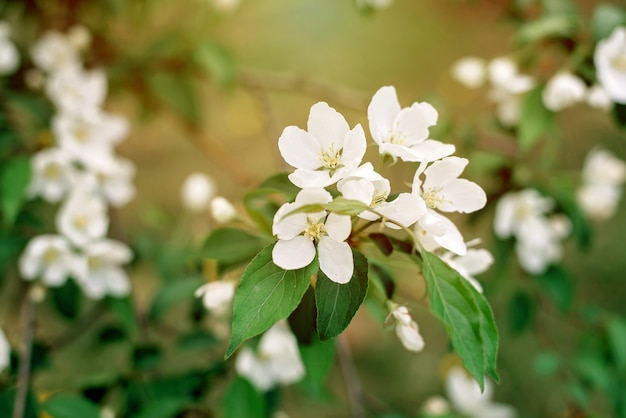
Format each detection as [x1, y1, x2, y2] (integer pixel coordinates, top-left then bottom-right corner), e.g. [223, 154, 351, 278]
[336, 334, 365, 418]
[47, 302, 106, 350]
[12, 296, 35, 418]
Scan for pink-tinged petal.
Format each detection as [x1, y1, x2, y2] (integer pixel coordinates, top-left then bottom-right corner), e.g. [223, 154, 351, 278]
[318, 237, 353, 284]
[272, 237, 316, 270]
[288, 169, 334, 188]
[272, 202, 307, 240]
[340, 124, 367, 169]
[409, 140, 456, 163]
[439, 179, 487, 213]
[325, 213, 352, 242]
[368, 86, 401, 145]
[393, 102, 438, 145]
[306, 102, 350, 150]
[278, 126, 322, 170]
[338, 178, 375, 205]
[423, 156, 468, 189]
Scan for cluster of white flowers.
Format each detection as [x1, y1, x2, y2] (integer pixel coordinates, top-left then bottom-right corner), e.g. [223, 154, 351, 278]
[180, 172, 237, 223]
[0, 22, 19, 75]
[195, 279, 236, 316]
[577, 148, 626, 221]
[18, 27, 135, 299]
[235, 321, 305, 391]
[0, 328, 9, 373]
[272, 86, 490, 289]
[494, 189, 570, 275]
[389, 305, 425, 352]
[595, 26, 626, 105]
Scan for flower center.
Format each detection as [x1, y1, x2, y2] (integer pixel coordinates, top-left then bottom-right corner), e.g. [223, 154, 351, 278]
[73, 123, 90, 143]
[43, 247, 59, 263]
[303, 216, 327, 241]
[422, 187, 446, 209]
[319, 144, 343, 175]
[389, 132, 407, 145]
[371, 191, 389, 207]
[73, 214, 89, 230]
[43, 163, 61, 180]
[611, 52, 626, 72]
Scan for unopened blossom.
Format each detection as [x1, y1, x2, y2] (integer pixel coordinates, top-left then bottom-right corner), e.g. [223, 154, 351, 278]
[46, 65, 107, 115]
[446, 367, 516, 418]
[27, 147, 77, 203]
[74, 239, 132, 299]
[31, 30, 79, 73]
[542, 72, 586, 111]
[368, 86, 455, 162]
[595, 26, 626, 104]
[0, 328, 9, 373]
[235, 321, 305, 391]
[209, 196, 237, 223]
[18, 235, 77, 287]
[278, 102, 366, 188]
[451, 57, 487, 89]
[0, 23, 19, 75]
[195, 280, 236, 315]
[56, 187, 109, 247]
[487, 57, 535, 127]
[586, 84, 612, 110]
[442, 248, 494, 293]
[180, 172, 216, 213]
[391, 305, 425, 352]
[272, 188, 353, 283]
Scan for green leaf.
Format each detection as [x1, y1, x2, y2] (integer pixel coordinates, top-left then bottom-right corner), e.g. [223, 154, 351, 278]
[534, 351, 560, 376]
[0, 388, 39, 418]
[50, 280, 81, 320]
[194, 41, 237, 87]
[42, 394, 100, 418]
[613, 103, 626, 130]
[518, 86, 555, 152]
[507, 290, 535, 334]
[147, 72, 198, 123]
[243, 173, 299, 234]
[148, 276, 204, 323]
[515, 14, 579, 44]
[132, 344, 162, 371]
[282, 198, 370, 220]
[107, 296, 138, 336]
[177, 330, 219, 351]
[288, 286, 318, 345]
[533, 265, 572, 312]
[421, 251, 499, 389]
[222, 377, 265, 418]
[298, 337, 335, 398]
[203, 228, 268, 273]
[134, 398, 189, 418]
[369, 233, 393, 256]
[591, 4, 626, 42]
[0, 155, 31, 227]
[315, 250, 369, 341]
[606, 316, 626, 371]
[226, 244, 317, 358]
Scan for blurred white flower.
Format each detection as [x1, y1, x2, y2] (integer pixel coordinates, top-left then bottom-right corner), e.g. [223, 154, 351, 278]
[92, 156, 136, 208]
[181, 172, 216, 213]
[31, 30, 79, 73]
[451, 57, 487, 89]
[586, 84, 612, 110]
[74, 239, 132, 299]
[209, 196, 237, 223]
[356, 0, 393, 10]
[0, 328, 9, 373]
[279, 102, 366, 188]
[542, 72, 586, 111]
[442, 248, 494, 293]
[422, 396, 450, 416]
[577, 183, 622, 221]
[210, 0, 241, 14]
[390, 305, 425, 352]
[581, 148, 626, 186]
[0, 22, 19, 75]
[446, 367, 515, 418]
[46, 65, 107, 115]
[494, 189, 553, 239]
[368, 86, 455, 162]
[18, 235, 77, 287]
[272, 188, 353, 283]
[67, 25, 91, 51]
[56, 187, 109, 247]
[487, 57, 535, 127]
[594, 26, 626, 104]
[577, 148, 626, 220]
[28, 147, 77, 203]
[195, 280, 236, 315]
[235, 321, 305, 391]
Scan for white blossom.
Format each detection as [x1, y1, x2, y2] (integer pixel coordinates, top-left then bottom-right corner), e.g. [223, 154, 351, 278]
[580, 148, 626, 186]
[487, 57, 535, 127]
[181, 172, 216, 213]
[391, 305, 425, 352]
[18, 235, 77, 287]
[67, 25, 91, 51]
[27, 147, 78, 203]
[595, 26, 626, 104]
[0, 328, 9, 373]
[494, 189, 553, 239]
[446, 367, 515, 418]
[586, 84, 612, 110]
[46, 65, 107, 115]
[414, 210, 467, 256]
[542, 72, 586, 111]
[368, 86, 455, 162]
[195, 280, 236, 315]
[31, 30, 79, 73]
[74, 239, 132, 299]
[577, 148, 626, 220]
[451, 57, 487, 89]
[0, 22, 19, 75]
[272, 188, 353, 283]
[577, 183, 623, 221]
[91, 156, 136, 208]
[422, 396, 451, 416]
[210, 0, 242, 14]
[209, 196, 237, 223]
[235, 321, 305, 391]
[356, 0, 394, 10]
[56, 187, 109, 248]
[442, 248, 494, 293]
[279, 102, 366, 188]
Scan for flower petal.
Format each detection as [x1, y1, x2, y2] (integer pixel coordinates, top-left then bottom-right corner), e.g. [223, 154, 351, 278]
[367, 86, 401, 145]
[278, 126, 322, 170]
[440, 179, 487, 213]
[318, 237, 353, 283]
[340, 124, 367, 169]
[272, 236, 316, 270]
[393, 101, 438, 145]
[325, 213, 352, 242]
[307, 102, 350, 150]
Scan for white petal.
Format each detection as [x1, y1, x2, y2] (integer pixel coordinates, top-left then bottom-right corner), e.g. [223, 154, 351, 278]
[325, 213, 352, 242]
[288, 169, 334, 188]
[368, 86, 401, 145]
[273, 203, 307, 240]
[440, 179, 487, 213]
[409, 140, 456, 163]
[340, 124, 367, 169]
[395, 321, 425, 352]
[377, 193, 426, 229]
[294, 187, 333, 206]
[338, 178, 375, 206]
[318, 237, 353, 284]
[307, 102, 350, 150]
[272, 237, 316, 270]
[393, 102, 438, 145]
[423, 157, 468, 189]
[278, 126, 322, 170]
[457, 249, 494, 276]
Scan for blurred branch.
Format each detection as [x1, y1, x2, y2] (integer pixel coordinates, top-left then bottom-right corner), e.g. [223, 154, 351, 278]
[247, 86, 284, 170]
[48, 302, 106, 350]
[239, 69, 370, 111]
[337, 334, 366, 418]
[12, 295, 35, 418]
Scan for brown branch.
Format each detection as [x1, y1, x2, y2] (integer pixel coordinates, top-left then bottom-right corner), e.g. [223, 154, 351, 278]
[12, 296, 35, 418]
[336, 334, 366, 418]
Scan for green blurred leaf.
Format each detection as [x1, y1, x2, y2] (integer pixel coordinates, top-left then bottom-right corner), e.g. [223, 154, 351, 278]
[591, 4, 626, 42]
[243, 173, 299, 234]
[42, 394, 100, 418]
[607, 317, 626, 371]
[283, 198, 370, 220]
[369, 233, 393, 256]
[134, 398, 189, 418]
[542, 0, 578, 15]
[507, 290, 535, 334]
[0, 232, 26, 282]
[0, 388, 39, 418]
[518, 86, 555, 152]
[298, 337, 335, 398]
[147, 72, 198, 123]
[315, 250, 368, 341]
[194, 41, 237, 87]
[0, 155, 31, 228]
[613, 103, 626, 129]
[132, 344, 162, 371]
[107, 296, 138, 335]
[203, 227, 268, 273]
[226, 244, 317, 358]
[177, 330, 219, 351]
[421, 251, 499, 389]
[288, 286, 317, 345]
[50, 280, 81, 320]
[148, 276, 204, 323]
[223, 377, 265, 418]
[533, 265, 572, 312]
[515, 14, 579, 44]
[534, 351, 560, 376]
